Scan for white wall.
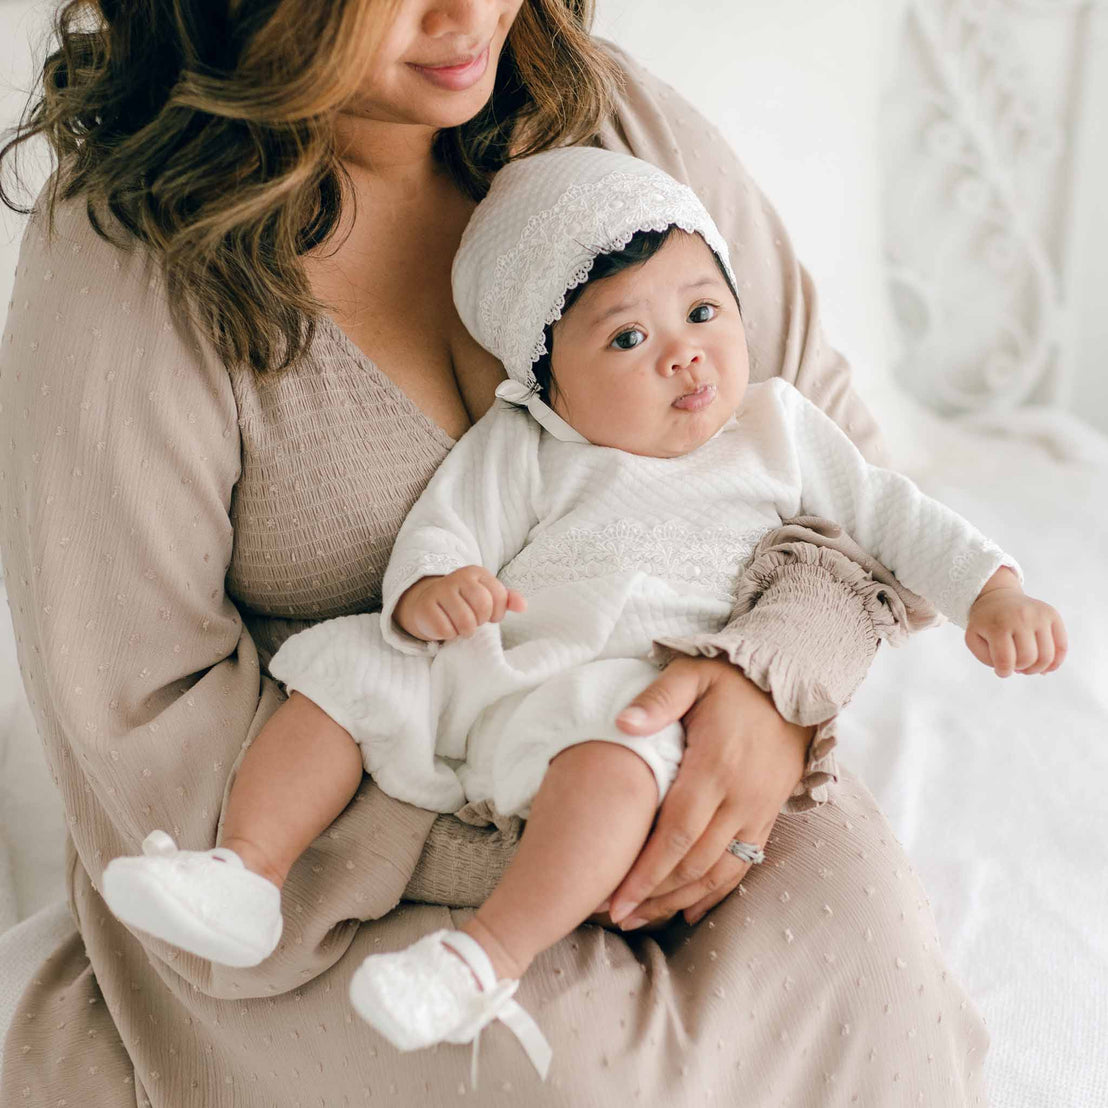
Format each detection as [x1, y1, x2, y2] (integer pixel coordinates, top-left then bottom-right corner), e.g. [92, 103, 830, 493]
[1068, 5, 1108, 430]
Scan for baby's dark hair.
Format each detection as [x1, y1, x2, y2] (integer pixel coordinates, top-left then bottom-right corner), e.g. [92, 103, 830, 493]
[530, 225, 741, 406]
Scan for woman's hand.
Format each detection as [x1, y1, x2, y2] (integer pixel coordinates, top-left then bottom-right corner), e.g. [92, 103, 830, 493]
[603, 655, 814, 929]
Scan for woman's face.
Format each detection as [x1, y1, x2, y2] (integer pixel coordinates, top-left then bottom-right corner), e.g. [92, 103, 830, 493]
[354, 0, 526, 129]
[548, 231, 750, 459]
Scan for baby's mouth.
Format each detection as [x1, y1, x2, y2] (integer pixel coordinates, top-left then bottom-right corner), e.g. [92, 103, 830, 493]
[672, 384, 717, 411]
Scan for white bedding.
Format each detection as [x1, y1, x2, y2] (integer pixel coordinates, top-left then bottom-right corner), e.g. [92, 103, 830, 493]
[837, 408, 1108, 1107]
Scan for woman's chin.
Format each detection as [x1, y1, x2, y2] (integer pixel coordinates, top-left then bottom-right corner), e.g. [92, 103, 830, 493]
[402, 75, 499, 129]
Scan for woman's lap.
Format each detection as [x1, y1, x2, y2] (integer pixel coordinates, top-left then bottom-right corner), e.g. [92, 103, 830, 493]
[1, 763, 990, 1108]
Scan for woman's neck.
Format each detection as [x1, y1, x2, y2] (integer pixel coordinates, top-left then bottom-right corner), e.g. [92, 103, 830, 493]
[332, 111, 440, 193]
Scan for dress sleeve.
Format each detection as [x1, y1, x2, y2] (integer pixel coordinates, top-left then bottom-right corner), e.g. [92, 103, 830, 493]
[378, 403, 542, 656]
[0, 197, 432, 999]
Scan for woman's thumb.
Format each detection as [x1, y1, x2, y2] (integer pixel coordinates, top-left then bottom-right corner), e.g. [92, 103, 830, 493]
[616, 666, 697, 732]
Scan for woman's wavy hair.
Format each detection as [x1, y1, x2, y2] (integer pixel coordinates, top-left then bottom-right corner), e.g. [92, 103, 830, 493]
[0, 0, 621, 373]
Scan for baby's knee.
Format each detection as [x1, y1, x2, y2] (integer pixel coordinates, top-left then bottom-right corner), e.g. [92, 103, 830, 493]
[551, 739, 660, 801]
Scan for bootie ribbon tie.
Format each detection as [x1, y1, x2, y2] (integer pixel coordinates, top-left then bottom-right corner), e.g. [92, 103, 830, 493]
[461, 978, 553, 1089]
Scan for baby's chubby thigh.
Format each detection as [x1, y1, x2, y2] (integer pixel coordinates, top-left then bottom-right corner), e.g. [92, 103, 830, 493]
[475, 657, 685, 822]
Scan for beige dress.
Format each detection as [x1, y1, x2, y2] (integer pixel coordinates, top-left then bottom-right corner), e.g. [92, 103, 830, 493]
[0, 44, 990, 1107]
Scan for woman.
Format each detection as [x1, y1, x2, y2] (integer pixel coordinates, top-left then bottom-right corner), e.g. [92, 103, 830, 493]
[0, 1, 991, 1104]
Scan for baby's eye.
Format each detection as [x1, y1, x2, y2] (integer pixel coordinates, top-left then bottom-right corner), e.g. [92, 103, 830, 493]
[611, 328, 645, 350]
[689, 303, 717, 323]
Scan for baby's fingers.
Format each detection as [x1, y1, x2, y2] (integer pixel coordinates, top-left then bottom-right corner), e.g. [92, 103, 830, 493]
[1011, 628, 1039, 674]
[965, 630, 993, 669]
[1017, 627, 1054, 675]
[1043, 617, 1068, 674]
[989, 632, 1017, 678]
[456, 576, 498, 630]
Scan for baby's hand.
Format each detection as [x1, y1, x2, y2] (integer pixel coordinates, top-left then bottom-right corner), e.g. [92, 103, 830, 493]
[965, 569, 1067, 678]
[393, 566, 526, 643]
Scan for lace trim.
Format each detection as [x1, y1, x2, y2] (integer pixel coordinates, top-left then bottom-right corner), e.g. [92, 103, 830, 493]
[499, 519, 768, 597]
[934, 540, 1020, 625]
[478, 170, 737, 384]
[386, 553, 463, 604]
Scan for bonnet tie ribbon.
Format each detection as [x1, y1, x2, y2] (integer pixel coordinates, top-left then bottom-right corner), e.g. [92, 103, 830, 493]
[494, 379, 590, 445]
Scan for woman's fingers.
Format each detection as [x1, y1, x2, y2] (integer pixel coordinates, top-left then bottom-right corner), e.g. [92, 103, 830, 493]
[621, 812, 771, 928]
[606, 772, 720, 925]
[615, 658, 705, 736]
[635, 800, 746, 899]
[637, 852, 748, 927]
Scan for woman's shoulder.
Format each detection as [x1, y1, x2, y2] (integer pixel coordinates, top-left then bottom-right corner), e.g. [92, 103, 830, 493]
[5, 182, 229, 393]
[18, 183, 169, 320]
[592, 39, 748, 180]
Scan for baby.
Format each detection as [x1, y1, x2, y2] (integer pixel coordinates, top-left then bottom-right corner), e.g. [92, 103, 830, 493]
[102, 147, 1066, 1086]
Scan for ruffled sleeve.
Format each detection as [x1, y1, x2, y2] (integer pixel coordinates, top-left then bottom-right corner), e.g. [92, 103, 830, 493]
[651, 518, 940, 812]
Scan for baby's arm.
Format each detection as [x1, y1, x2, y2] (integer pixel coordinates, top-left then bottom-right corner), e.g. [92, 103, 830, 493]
[379, 403, 542, 655]
[773, 380, 1066, 673]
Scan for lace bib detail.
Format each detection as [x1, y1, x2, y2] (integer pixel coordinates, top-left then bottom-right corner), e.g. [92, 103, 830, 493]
[500, 519, 769, 598]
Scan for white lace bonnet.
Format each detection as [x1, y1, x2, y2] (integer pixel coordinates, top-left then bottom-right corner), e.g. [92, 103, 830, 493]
[451, 146, 738, 442]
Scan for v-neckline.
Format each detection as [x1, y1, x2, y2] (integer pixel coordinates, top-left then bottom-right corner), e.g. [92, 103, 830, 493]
[316, 313, 460, 451]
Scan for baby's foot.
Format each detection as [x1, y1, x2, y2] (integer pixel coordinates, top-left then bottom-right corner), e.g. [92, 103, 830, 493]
[102, 830, 283, 967]
[349, 928, 552, 1087]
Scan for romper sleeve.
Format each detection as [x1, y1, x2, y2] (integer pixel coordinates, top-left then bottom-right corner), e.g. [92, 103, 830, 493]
[0, 196, 435, 999]
[772, 379, 1022, 627]
[378, 402, 542, 656]
[597, 44, 922, 810]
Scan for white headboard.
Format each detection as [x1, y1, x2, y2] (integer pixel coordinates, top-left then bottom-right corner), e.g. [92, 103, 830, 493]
[885, 0, 1108, 430]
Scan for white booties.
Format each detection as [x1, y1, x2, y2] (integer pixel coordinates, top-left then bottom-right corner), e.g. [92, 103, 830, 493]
[349, 927, 552, 1089]
[101, 830, 283, 968]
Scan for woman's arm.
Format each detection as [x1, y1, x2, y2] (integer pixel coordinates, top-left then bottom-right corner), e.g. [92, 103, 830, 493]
[0, 196, 432, 997]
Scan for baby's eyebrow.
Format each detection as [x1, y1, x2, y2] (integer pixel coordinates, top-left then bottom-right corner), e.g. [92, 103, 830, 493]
[588, 276, 721, 329]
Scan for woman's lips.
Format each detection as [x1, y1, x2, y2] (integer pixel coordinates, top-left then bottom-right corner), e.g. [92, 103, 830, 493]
[408, 46, 490, 91]
[672, 384, 717, 411]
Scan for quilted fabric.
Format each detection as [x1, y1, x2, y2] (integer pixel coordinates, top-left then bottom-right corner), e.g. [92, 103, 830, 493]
[270, 377, 1021, 819]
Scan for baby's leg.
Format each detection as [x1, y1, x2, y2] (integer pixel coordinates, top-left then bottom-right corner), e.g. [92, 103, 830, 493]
[219, 691, 364, 887]
[459, 739, 659, 983]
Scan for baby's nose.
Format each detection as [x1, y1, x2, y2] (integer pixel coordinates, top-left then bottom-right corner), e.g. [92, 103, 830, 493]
[666, 351, 701, 374]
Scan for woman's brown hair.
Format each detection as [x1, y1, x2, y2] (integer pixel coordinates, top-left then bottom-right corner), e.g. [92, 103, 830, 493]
[0, 0, 621, 373]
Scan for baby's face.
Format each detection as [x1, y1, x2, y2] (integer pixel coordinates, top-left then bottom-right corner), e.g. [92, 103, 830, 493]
[548, 231, 749, 458]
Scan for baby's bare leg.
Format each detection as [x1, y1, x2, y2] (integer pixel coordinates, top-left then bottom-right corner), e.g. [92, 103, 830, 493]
[460, 740, 659, 983]
[219, 691, 364, 888]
